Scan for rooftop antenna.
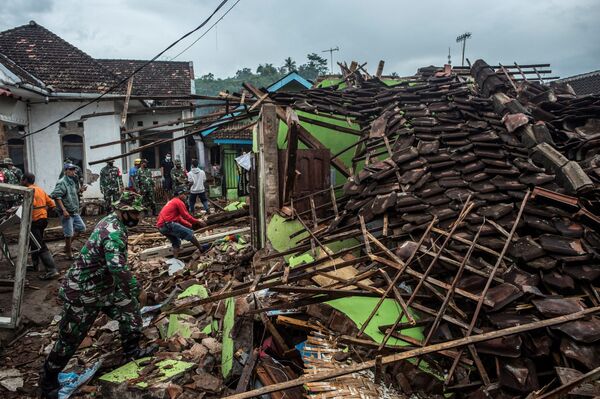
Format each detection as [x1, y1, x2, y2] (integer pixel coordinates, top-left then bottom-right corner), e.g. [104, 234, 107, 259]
[322, 46, 339, 74]
[456, 32, 472, 67]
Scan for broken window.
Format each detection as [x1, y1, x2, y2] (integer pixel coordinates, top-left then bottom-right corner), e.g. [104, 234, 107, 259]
[61, 134, 85, 176]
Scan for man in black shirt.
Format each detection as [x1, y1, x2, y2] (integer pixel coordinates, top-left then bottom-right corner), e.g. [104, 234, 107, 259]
[160, 152, 174, 194]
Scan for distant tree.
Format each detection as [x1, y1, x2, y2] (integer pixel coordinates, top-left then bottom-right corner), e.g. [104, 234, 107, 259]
[298, 53, 329, 80]
[200, 72, 215, 81]
[282, 57, 297, 73]
[307, 53, 328, 74]
[235, 67, 254, 79]
[256, 63, 278, 76]
[390, 72, 399, 78]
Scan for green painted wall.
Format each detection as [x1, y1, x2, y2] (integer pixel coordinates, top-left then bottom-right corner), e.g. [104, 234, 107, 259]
[276, 111, 361, 186]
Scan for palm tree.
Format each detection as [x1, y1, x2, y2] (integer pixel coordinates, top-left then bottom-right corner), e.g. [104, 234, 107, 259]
[283, 57, 297, 73]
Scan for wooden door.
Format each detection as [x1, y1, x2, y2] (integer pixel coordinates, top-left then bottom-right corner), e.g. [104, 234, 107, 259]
[278, 149, 331, 216]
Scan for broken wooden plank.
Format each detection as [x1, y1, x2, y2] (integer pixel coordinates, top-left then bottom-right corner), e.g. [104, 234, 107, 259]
[138, 227, 250, 260]
[222, 307, 600, 399]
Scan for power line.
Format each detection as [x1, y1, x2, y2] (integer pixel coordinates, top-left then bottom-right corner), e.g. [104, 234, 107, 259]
[7, 0, 230, 145]
[169, 0, 242, 61]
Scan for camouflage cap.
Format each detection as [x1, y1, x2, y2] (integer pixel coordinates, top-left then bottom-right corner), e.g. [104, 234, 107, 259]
[113, 191, 145, 212]
[173, 186, 189, 196]
[64, 157, 73, 163]
[174, 159, 182, 166]
[134, 158, 142, 165]
[3, 158, 14, 165]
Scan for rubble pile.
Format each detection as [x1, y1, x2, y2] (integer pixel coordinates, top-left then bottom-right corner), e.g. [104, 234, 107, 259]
[2, 62, 600, 399]
[262, 60, 600, 397]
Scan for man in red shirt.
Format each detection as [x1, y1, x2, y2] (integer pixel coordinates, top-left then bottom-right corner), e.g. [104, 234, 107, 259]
[157, 187, 206, 258]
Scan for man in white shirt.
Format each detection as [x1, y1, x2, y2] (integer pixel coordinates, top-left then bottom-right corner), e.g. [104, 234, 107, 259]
[187, 160, 209, 215]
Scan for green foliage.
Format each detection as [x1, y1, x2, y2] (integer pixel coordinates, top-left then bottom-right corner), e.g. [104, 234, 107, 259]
[194, 53, 327, 97]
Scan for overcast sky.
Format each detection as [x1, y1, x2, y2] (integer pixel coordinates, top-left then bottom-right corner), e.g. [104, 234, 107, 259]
[2, 0, 599, 80]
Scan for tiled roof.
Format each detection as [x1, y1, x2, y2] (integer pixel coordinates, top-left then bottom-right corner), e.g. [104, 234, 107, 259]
[0, 21, 194, 97]
[554, 70, 600, 96]
[97, 59, 193, 96]
[0, 21, 118, 93]
[211, 122, 253, 140]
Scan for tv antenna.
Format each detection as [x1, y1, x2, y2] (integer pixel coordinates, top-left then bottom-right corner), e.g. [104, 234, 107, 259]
[322, 46, 340, 74]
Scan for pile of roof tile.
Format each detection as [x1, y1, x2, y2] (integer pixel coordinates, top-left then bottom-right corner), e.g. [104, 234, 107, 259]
[270, 60, 600, 397]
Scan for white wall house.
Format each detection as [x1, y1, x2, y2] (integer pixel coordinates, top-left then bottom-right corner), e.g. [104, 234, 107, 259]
[0, 21, 196, 198]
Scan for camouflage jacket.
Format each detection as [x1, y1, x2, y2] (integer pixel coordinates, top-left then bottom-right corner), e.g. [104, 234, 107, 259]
[0, 167, 18, 185]
[60, 213, 139, 305]
[10, 167, 23, 182]
[100, 165, 123, 194]
[170, 167, 188, 188]
[135, 167, 154, 192]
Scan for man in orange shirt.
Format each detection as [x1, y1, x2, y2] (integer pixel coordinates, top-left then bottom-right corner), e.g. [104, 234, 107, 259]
[22, 172, 59, 280]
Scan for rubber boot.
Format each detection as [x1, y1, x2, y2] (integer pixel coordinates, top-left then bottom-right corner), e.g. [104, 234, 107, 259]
[64, 237, 73, 260]
[39, 361, 60, 399]
[27, 254, 40, 272]
[122, 334, 158, 362]
[39, 250, 59, 280]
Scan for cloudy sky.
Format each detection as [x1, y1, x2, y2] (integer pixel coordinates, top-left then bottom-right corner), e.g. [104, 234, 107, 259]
[2, 0, 599, 79]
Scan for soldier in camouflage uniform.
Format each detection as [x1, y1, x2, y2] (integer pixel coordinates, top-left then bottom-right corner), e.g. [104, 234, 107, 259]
[0, 158, 19, 213]
[5, 157, 23, 182]
[100, 160, 124, 213]
[134, 159, 156, 216]
[39, 192, 156, 399]
[170, 159, 188, 192]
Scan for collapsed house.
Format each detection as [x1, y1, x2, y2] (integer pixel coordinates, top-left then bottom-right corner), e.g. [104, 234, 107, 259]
[0, 21, 196, 197]
[1, 59, 599, 398]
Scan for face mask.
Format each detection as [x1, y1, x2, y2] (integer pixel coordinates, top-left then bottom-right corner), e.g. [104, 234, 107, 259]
[166, 156, 171, 161]
[121, 211, 140, 227]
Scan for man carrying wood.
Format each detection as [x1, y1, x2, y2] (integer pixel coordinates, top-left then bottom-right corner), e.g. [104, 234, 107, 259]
[51, 163, 86, 260]
[39, 191, 156, 399]
[156, 186, 206, 258]
[21, 172, 59, 279]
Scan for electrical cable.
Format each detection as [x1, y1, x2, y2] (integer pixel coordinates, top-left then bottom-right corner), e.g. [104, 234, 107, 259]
[169, 0, 242, 61]
[4, 0, 230, 145]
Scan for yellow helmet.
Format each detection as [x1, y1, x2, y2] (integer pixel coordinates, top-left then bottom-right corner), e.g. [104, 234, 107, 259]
[134, 158, 141, 165]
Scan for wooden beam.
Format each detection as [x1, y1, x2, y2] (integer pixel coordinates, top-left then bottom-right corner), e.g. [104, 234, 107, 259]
[283, 108, 300, 203]
[222, 307, 600, 399]
[119, 76, 134, 130]
[89, 111, 256, 165]
[138, 227, 250, 260]
[535, 366, 600, 399]
[376, 60, 385, 79]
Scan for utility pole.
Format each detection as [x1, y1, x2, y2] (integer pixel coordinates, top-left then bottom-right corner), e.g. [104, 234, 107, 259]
[448, 47, 451, 66]
[455, 32, 471, 67]
[322, 46, 339, 74]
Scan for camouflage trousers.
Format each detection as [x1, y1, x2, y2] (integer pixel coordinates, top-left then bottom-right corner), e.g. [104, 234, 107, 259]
[103, 190, 121, 211]
[140, 189, 156, 212]
[45, 296, 142, 373]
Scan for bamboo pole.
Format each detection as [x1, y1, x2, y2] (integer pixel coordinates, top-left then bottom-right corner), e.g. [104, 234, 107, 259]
[222, 307, 600, 399]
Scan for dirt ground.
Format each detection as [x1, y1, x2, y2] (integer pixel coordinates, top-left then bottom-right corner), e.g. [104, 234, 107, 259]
[0, 214, 154, 342]
[0, 213, 167, 398]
